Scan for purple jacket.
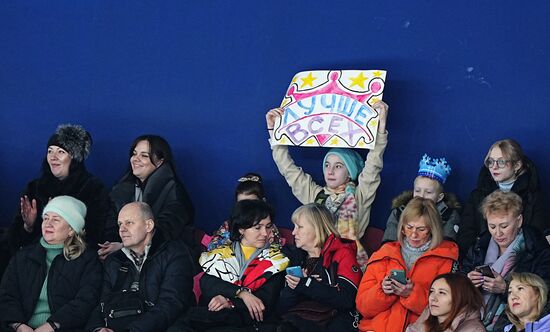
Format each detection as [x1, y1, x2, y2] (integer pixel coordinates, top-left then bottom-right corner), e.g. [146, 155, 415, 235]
[504, 313, 550, 332]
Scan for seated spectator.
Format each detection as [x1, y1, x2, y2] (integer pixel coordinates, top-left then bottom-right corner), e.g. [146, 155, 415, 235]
[356, 197, 459, 331]
[457, 139, 549, 258]
[406, 273, 485, 332]
[207, 173, 282, 251]
[0, 196, 102, 331]
[277, 203, 362, 331]
[98, 135, 195, 260]
[87, 202, 194, 331]
[504, 272, 550, 332]
[462, 190, 550, 331]
[2, 124, 111, 275]
[383, 154, 460, 243]
[182, 200, 289, 331]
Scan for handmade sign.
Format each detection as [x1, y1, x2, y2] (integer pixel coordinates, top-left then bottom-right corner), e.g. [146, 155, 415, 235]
[272, 70, 386, 149]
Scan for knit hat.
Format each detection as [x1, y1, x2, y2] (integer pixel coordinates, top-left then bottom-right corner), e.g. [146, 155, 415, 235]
[322, 148, 365, 181]
[47, 124, 92, 163]
[42, 196, 87, 234]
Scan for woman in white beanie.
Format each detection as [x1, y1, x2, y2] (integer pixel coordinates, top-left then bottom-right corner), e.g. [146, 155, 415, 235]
[2, 124, 111, 275]
[0, 196, 102, 332]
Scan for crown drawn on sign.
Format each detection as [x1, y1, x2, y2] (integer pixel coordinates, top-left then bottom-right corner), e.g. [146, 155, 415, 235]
[285, 71, 384, 105]
[418, 154, 452, 184]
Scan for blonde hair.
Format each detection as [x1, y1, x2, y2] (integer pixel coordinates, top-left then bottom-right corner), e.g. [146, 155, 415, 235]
[397, 197, 443, 249]
[484, 139, 526, 175]
[506, 272, 548, 330]
[480, 190, 523, 219]
[63, 229, 86, 261]
[291, 203, 338, 248]
[414, 175, 443, 194]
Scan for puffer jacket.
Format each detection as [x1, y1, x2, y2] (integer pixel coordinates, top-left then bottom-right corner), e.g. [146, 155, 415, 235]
[504, 303, 550, 331]
[107, 163, 195, 248]
[0, 244, 102, 332]
[457, 158, 549, 258]
[6, 165, 111, 254]
[356, 240, 459, 332]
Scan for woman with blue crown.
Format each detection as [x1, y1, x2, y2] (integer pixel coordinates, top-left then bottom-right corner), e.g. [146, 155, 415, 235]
[382, 154, 461, 243]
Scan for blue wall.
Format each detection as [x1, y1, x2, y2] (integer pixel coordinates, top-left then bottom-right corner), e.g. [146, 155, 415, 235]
[1, 1, 549, 233]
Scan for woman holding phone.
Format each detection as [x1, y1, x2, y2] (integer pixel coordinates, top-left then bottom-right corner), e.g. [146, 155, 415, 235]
[356, 197, 459, 332]
[277, 203, 362, 331]
[461, 190, 550, 331]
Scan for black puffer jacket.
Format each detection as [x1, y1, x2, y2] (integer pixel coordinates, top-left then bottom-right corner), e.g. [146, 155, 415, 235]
[6, 165, 111, 254]
[0, 244, 102, 331]
[87, 232, 195, 332]
[461, 226, 550, 331]
[457, 158, 549, 258]
[106, 164, 195, 248]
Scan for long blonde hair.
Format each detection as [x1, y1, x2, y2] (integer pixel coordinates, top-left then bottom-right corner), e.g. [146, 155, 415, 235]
[63, 229, 86, 261]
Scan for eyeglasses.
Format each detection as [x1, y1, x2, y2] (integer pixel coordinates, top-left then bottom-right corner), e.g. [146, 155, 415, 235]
[485, 158, 512, 169]
[404, 224, 430, 234]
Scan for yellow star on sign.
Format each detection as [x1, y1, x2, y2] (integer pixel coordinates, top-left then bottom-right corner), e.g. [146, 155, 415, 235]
[370, 97, 380, 104]
[300, 72, 317, 88]
[349, 72, 368, 89]
[373, 71, 382, 77]
[329, 137, 339, 145]
[280, 137, 288, 144]
[358, 140, 366, 147]
[305, 137, 316, 145]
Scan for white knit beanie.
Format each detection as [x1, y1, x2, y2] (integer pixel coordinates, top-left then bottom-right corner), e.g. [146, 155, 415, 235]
[42, 196, 87, 234]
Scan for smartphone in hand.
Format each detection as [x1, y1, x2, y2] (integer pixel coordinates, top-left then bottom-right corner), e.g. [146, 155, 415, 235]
[389, 269, 406, 285]
[475, 264, 495, 278]
[286, 266, 304, 278]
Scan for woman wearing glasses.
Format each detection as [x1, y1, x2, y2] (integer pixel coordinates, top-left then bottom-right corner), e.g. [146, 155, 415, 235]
[356, 198, 459, 331]
[457, 139, 549, 257]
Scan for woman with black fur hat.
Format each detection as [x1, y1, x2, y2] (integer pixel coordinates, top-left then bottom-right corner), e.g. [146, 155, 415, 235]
[2, 124, 111, 272]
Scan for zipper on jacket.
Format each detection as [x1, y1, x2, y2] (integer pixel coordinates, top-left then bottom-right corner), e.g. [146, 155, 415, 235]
[46, 254, 62, 313]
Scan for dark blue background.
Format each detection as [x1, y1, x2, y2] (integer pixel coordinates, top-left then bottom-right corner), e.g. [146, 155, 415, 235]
[1, 1, 549, 234]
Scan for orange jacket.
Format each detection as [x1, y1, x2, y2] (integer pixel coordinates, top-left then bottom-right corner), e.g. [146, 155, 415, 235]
[356, 240, 458, 332]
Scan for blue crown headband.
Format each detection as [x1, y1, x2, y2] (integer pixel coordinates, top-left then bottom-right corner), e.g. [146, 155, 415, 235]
[418, 154, 452, 184]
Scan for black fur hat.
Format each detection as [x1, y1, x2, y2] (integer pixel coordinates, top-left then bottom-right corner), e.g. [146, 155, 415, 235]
[47, 124, 92, 162]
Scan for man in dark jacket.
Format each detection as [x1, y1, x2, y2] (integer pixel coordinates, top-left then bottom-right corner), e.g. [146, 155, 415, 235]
[87, 202, 194, 331]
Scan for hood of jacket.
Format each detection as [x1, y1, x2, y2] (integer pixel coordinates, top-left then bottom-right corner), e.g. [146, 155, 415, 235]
[392, 190, 461, 210]
[321, 234, 357, 265]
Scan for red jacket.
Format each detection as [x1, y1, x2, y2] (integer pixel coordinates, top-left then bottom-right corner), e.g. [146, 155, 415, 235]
[356, 240, 458, 332]
[321, 234, 363, 287]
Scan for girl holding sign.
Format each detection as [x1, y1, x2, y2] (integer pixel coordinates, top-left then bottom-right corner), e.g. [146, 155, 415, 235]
[265, 101, 388, 266]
